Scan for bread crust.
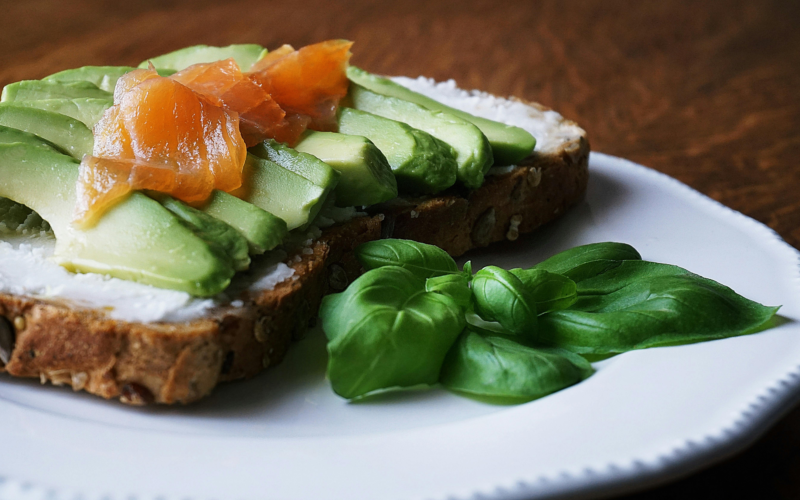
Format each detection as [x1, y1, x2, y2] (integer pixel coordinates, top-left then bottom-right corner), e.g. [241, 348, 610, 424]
[0, 108, 589, 405]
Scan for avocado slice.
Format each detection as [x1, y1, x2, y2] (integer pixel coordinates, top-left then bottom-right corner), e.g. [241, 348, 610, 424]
[43, 66, 177, 93]
[347, 83, 493, 190]
[198, 190, 287, 254]
[0, 144, 236, 296]
[43, 65, 176, 92]
[139, 44, 267, 71]
[250, 139, 339, 189]
[347, 67, 536, 165]
[0, 124, 63, 153]
[231, 154, 332, 231]
[43, 66, 136, 92]
[156, 195, 251, 272]
[0, 104, 93, 159]
[292, 131, 397, 207]
[2, 80, 111, 102]
[337, 107, 457, 194]
[0, 128, 60, 231]
[10, 98, 112, 128]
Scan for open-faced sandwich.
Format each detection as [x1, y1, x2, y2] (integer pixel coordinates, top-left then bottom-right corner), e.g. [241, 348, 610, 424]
[0, 40, 589, 404]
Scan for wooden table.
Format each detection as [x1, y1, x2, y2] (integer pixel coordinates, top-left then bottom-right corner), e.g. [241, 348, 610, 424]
[2, 0, 798, 497]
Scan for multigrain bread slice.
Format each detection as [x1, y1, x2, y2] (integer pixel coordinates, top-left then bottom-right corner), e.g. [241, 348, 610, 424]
[0, 100, 589, 405]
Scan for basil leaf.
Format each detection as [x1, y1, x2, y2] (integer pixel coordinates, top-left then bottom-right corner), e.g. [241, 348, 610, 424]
[355, 239, 459, 279]
[320, 266, 465, 399]
[462, 260, 473, 278]
[510, 268, 577, 314]
[472, 266, 537, 336]
[539, 261, 780, 355]
[440, 327, 594, 402]
[534, 242, 641, 281]
[426, 273, 472, 311]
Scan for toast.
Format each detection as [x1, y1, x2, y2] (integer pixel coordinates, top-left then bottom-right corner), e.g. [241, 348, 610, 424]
[0, 88, 589, 405]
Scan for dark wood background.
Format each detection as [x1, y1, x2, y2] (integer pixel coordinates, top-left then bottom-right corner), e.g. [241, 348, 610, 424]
[2, 0, 799, 497]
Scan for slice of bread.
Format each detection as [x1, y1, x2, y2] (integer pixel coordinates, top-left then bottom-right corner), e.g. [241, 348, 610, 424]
[0, 96, 589, 405]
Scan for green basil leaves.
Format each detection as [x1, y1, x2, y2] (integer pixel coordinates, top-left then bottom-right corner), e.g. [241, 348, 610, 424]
[510, 268, 577, 314]
[425, 273, 472, 311]
[320, 266, 465, 399]
[472, 266, 538, 336]
[356, 239, 459, 278]
[320, 239, 779, 404]
[539, 261, 780, 355]
[534, 242, 641, 282]
[440, 327, 594, 403]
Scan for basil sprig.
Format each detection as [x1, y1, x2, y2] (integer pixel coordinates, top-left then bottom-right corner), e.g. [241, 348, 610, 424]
[319, 239, 780, 403]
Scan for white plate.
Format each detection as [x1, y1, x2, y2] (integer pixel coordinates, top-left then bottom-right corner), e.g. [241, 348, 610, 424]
[1, 153, 799, 500]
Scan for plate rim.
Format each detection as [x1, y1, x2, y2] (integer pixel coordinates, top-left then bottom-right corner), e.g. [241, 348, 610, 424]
[1, 152, 799, 500]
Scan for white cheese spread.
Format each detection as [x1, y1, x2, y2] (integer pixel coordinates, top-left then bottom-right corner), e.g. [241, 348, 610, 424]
[0, 77, 578, 324]
[0, 232, 295, 323]
[391, 76, 584, 154]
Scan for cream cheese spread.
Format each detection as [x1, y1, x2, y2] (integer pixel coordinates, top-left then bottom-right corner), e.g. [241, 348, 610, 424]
[0, 77, 579, 324]
[0, 233, 293, 323]
[391, 76, 584, 154]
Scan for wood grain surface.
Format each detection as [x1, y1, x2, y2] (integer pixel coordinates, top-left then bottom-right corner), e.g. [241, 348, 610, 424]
[1, 0, 799, 498]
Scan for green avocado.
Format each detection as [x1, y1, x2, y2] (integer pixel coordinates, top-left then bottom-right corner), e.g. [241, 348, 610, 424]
[0, 124, 63, 153]
[347, 83, 493, 190]
[1, 80, 111, 102]
[337, 107, 457, 194]
[43, 66, 136, 92]
[249, 139, 339, 190]
[231, 154, 332, 231]
[293, 131, 398, 207]
[156, 195, 250, 272]
[0, 104, 93, 159]
[139, 44, 267, 71]
[10, 98, 112, 128]
[43, 65, 176, 92]
[198, 190, 287, 254]
[0, 144, 236, 296]
[0, 123, 59, 230]
[347, 66, 536, 165]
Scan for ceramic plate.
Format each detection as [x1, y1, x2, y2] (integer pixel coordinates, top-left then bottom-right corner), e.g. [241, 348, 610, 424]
[1, 153, 799, 500]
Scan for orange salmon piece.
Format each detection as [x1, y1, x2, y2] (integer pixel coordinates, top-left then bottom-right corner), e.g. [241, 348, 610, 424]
[171, 58, 305, 146]
[249, 40, 353, 131]
[74, 68, 246, 227]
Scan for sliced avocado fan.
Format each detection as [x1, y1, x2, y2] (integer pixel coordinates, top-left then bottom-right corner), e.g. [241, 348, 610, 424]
[337, 107, 457, 194]
[347, 66, 536, 166]
[0, 143, 238, 296]
[348, 83, 493, 190]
